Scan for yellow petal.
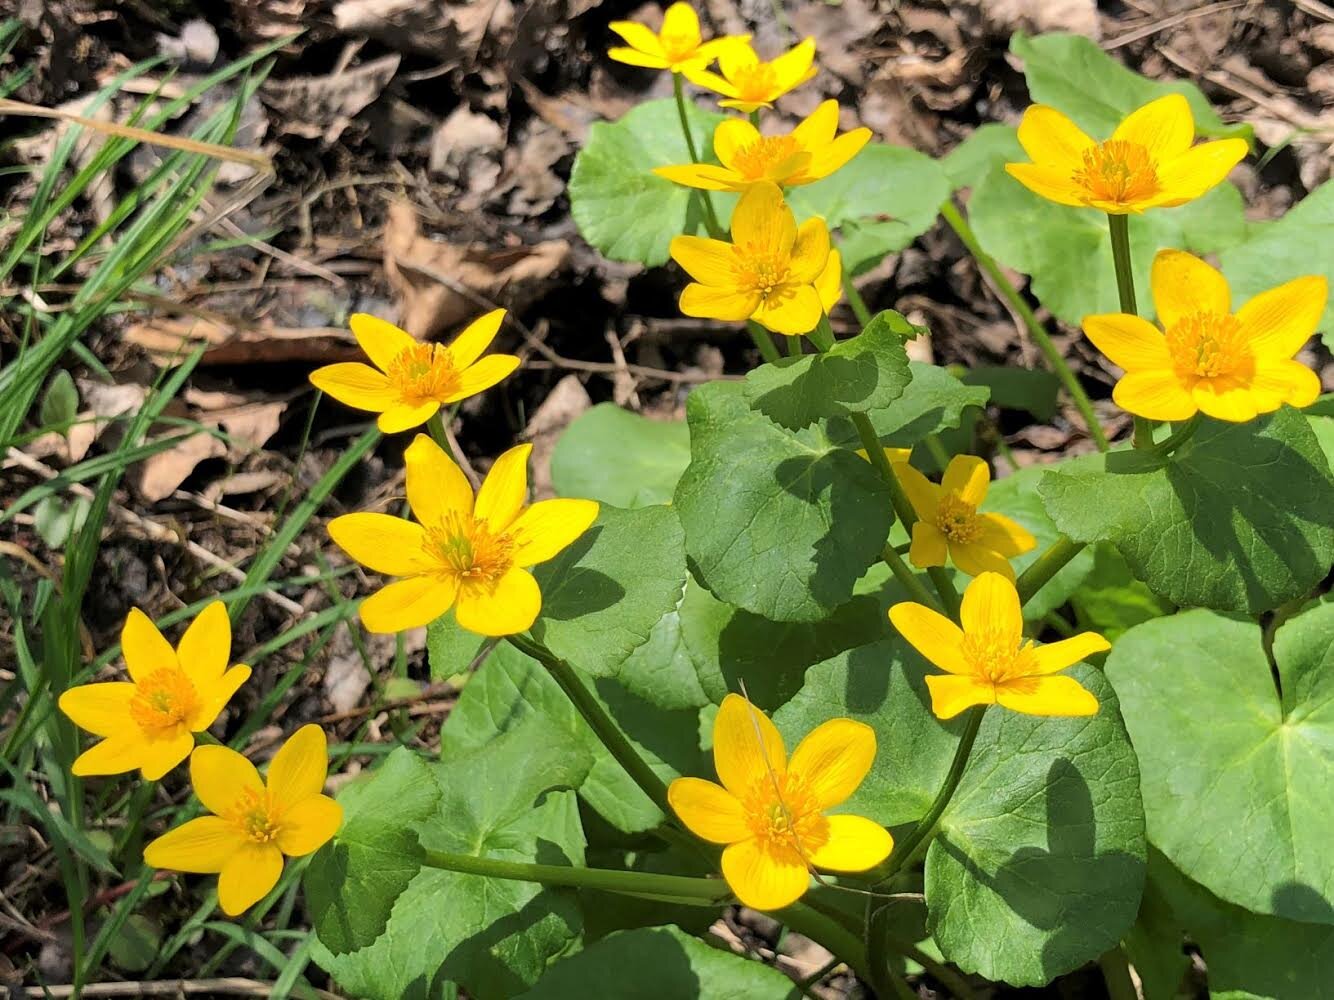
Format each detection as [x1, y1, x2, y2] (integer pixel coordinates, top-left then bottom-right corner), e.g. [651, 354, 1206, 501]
[360, 574, 460, 634]
[447, 308, 506, 370]
[788, 218, 830, 284]
[1151, 138, 1248, 206]
[730, 182, 795, 254]
[718, 38, 759, 77]
[721, 838, 809, 911]
[443, 354, 520, 403]
[1249, 359, 1321, 410]
[191, 744, 263, 816]
[806, 127, 871, 181]
[404, 433, 475, 527]
[815, 249, 842, 313]
[949, 540, 1016, 581]
[309, 363, 395, 412]
[377, 400, 440, 433]
[751, 283, 821, 335]
[267, 724, 328, 808]
[1082, 313, 1173, 372]
[713, 693, 787, 798]
[791, 100, 839, 150]
[1237, 275, 1328, 361]
[719, 97, 772, 114]
[1150, 250, 1231, 329]
[805, 814, 893, 872]
[682, 66, 738, 97]
[144, 816, 245, 874]
[671, 235, 739, 284]
[908, 520, 948, 570]
[122, 608, 177, 683]
[788, 718, 876, 811]
[60, 682, 136, 738]
[1111, 94, 1194, 160]
[1113, 370, 1198, 421]
[188, 664, 251, 732]
[72, 735, 148, 777]
[941, 454, 989, 505]
[680, 283, 760, 321]
[668, 777, 750, 844]
[275, 795, 343, 857]
[653, 163, 738, 191]
[1016, 105, 1095, 167]
[218, 843, 283, 915]
[995, 675, 1098, 717]
[768, 37, 816, 92]
[1191, 376, 1260, 422]
[509, 498, 599, 567]
[1004, 163, 1088, 207]
[924, 675, 996, 719]
[661, 2, 700, 45]
[177, 601, 230, 689]
[712, 117, 760, 170]
[888, 602, 969, 674]
[895, 462, 940, 521]
[327, 513, 430, 577]
[609, 21, 665, 56]
[475, 443, 531, 532]
[349, 314, 416, 371]
[608, 46, 671, 69]
[453, 568, 541, 636]
[976, 512, 1036, 557]
[1031, 633, 1111, 675]
[960, 571, 1022, 640]
[138, 729, 197, 781]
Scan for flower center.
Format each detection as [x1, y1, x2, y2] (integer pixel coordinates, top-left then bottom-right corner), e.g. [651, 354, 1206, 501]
[732, 243, 790, 298]
[425, 511, 515, 588]
[732, 135, 802, 179]
[1072, 140, 1160, 205]
[385, 343, 460, 406]
[742, 772, 826, 858]
[660, 31, 696, 62]
[961, 628, 1037, 683]
[935, 493, 981, 544]
[229, 787, 282, 844]
[1164, 311, 1251, 379]
[129, 668, 199, 733]
[731, 62, 777, 102]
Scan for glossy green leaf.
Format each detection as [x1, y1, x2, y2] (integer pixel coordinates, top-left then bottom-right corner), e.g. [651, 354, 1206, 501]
[426, 611, 489, 682]
[1106, 602, 1334, 925]
[1068, 544, 1173, 641]
[568, 98, 729, 267]
[674, 380, 893, 622]
[943, 123, 1024, 191]
[959, 365, 1060, 421]
[742, 311, 914, 430]
[926, 666, 1146, 985]
[550, 404, 691, 507]
[1039, 409, 1334, 614]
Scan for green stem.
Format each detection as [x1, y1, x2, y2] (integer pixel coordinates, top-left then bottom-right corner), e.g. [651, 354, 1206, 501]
[881, 544, 941, 612]
[882, 705, 984, 878]
[747, 319, 783, 365]
[1098, 946, 1139, 1000]
[940, 200, 1109, 453]
[424, 411, 453, 457]
[1106, 212, 1156, 450]
[421, 849, 731, 904]
[780, 901, 872, 984]
[506, 633, 672, 818]
[1153, 413, 1200, 456]
[673, 73, 723, 238]
[841, 271, 873, 327]
[1015, 535, 1086, 607]
[785, 334, 803, 357]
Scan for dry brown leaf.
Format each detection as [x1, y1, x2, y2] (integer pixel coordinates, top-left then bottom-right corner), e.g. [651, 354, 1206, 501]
[262, 54, 401, 146]
[124, 317, 357, 365]
[137, 430, 227, 502]
[522, 374, 591, 500]
[332, 0, 513, 62]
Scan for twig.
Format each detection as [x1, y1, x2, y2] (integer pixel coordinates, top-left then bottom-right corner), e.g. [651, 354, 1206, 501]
[1102, 0, 1251, 49]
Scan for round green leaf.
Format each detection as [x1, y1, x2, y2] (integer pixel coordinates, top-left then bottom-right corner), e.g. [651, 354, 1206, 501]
[551, 404, 691, 507]
[943, 124, 1025, 192]
[1106, 601, 1334, 925]
[850, 362, 990, 449]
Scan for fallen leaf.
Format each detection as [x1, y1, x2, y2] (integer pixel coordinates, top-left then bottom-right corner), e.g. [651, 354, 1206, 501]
[262, 54, 401, 146]
[523, 374, 591, 500]
[137, 430, 226, 502]
[124, 317, 357, 365]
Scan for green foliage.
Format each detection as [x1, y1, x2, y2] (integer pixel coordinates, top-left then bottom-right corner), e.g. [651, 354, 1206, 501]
[854, 362, 991, 448]
[942, 124, 1024, 191]
[959, 365, 1060, 421]
[569, 99, 729, 267]
[1040, 409, 1334, 614]
[1106, 602, 1334, 925]
[33, 494, 91, 549]
[742, 311, 914, 430]
[39, 369, 78, 429]
[550, 404, 691, 507]
[1068, 544, 1173, 641]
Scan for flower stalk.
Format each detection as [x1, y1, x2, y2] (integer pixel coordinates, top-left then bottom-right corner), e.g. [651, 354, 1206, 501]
[671, 72, 723, 238]
[1015, 534, 1086, 607]
[1106, 213, 1157, 449]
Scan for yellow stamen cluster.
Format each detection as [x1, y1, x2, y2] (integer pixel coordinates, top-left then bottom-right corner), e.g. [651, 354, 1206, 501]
[385, 343, 460, 406]
[129, 669, 199, 732]
[961, 628, 1038, 684]
[1073, 140, 1160, 205]
[732, 244, 789, 299]
[1165, 312, 1250, 379]
[729, 63, 777, 104]
[731, 135, 801, 179]
[934, 493, 982, 544]
[425, 513, 516, 587]
[231, 787, 282, 844]
[742, 773, 822, 854]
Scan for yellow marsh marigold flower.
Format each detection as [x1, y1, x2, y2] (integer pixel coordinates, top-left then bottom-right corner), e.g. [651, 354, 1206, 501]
[897, 456, 1036, 581]
[669, 694, 892, 911]
[144, 725, 342, 915]
[670, 182, 835, 336]
[59, 603, 250, 780]
[608, 2, 746, 74]
[330, 436, 598, 636]
[684, 38, 817, 113]
[310, 311, 519, 434]
[1083, 249, 1326, 423]
[890, 572, 1108, 720]
[1006, 94, 1247, 214]
[654, 100, 870, 192]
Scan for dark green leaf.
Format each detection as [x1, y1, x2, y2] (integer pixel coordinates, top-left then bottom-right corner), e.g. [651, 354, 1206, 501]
[1068, 544, 1173, 641]
[959, 365, 1060, 421]
[550, 404, 691, 507]
[426, 611, 489, 682]
[846, 362, 990, 448]
[39, 369, 78, 429]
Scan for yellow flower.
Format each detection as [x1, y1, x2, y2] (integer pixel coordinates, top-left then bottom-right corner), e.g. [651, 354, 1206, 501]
[1005, 94, 1248, 214]
[58, 603, 251, 780]
[329, 436, 598, 636]
[670, 182, 834, 335]
[855, 446, 913, 466]
[890, 573, 1107, 720]
[1083, 250, 1326, 423]
[143, 725, 342, 915]
[310, 311, 519, 434]
[684, 38, 817, 113]
[896, 456, 1036, 581]
[654, 100, 870, 191]
[669, 694, 892, 911]
[608, 2, 746, 74]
